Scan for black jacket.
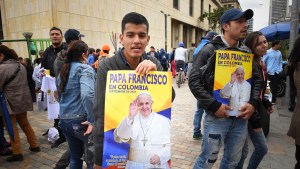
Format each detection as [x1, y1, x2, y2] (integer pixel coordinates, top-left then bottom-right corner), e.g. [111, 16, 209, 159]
[189, 36, 262, 114]
[41, 43, 67, 77]
[249, 62, 272, 129]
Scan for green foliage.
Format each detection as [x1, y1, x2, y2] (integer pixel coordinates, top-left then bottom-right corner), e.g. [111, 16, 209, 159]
[279, 39, 289, 60]
[267, 39, 289, 60]
[199, 6, 231, 30]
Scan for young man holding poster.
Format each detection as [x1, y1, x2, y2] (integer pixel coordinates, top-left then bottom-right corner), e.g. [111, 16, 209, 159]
[189, 8, 262, 168]
[93, 12, 174, 169]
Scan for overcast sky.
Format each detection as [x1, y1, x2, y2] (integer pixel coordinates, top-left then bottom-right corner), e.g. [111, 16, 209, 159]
[239, 0, 270, 31]
[239, 0, 292, 31]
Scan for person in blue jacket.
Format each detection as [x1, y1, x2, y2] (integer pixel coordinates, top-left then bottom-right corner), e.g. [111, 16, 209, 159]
[192, 31, 218, 140]
[158, 48, 168, 71]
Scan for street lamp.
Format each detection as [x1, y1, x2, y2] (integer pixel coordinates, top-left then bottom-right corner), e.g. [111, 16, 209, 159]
[160, 11, 170, 53]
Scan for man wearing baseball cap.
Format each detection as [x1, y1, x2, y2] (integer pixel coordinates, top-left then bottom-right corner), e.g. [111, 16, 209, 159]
[189, 8, 262, 168]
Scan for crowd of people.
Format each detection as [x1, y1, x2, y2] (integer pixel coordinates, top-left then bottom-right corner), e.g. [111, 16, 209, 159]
[0, 7, 299, 169]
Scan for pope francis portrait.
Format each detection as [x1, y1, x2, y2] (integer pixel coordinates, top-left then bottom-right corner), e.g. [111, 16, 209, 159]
[114, 92, 171, 169]
[220, 66, 251, 116]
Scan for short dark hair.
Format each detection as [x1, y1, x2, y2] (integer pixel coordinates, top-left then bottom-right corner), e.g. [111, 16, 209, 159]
[103, 50, 109, 54]
[121, 12, 149, 33]
[272, 40, 280, 47]
[0, 45, 19, 61]
[49, 27, 62, 36]
[96, 48, 101, 53]
[88, 48, 95, 54]
[34, 58, 41, 65]
[191, 43, 195, 47]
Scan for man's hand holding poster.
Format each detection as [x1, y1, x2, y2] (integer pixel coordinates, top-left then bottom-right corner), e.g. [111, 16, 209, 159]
[103, 70, 172, 169]
[214, 50, 254, 116]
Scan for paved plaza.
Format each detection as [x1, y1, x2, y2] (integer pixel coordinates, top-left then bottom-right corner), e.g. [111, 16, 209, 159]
[0, 80, 296, 169]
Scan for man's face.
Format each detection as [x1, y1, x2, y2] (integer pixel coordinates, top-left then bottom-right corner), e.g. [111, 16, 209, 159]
[137, 95, 153, 117]
[22, 59, 27, 65]
[39, 51, 44, 58]
[236, 69, 245, 83]
[275, 43, 281, 50]
[50, 30, 63, 46]
[120, 23, 150, 60]
[223, 17, 248, 41]
[150, 47, 155, 52]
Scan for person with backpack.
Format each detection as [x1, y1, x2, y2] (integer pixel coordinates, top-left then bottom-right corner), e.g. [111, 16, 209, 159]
[158, 48, 168, 71]
[189, 8, 262, 168]
[192, 31, 218, 140]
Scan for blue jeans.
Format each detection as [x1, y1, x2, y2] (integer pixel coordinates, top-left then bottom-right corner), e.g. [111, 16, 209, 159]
[237, 127, 268, 169]
[59, 116, 93, 169]
[193, 112, 248, 169]
[193, 101, 205, 136]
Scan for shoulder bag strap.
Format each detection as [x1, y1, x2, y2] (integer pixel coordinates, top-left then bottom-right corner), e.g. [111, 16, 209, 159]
[3, 63, 21, 87]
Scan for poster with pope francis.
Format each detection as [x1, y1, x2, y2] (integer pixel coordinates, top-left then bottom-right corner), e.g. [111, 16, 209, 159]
[103, 70, 172, 169]
[214, 50, 254, 116]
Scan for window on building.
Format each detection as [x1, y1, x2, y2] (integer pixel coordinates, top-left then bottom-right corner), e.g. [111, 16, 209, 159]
[189, 0, 193, 16]
[173, 0, 179, 10]
[201, 0, 204, 15]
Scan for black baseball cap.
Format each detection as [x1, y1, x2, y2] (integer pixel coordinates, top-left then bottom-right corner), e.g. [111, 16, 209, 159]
[64, 29, 84, 43]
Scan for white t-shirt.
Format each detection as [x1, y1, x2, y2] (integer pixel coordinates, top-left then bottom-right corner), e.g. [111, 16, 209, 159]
[41, 75, 59, 120]
[174, 47, 187, 62]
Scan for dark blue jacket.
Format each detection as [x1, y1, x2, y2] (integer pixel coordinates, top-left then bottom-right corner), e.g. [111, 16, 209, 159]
[158, 51, 168, 65]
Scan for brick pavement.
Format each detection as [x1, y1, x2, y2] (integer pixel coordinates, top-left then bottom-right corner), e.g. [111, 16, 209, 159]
[0, 80, 296, 169]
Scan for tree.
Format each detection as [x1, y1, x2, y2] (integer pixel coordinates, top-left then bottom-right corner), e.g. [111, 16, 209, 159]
[199, 6, 231, 30]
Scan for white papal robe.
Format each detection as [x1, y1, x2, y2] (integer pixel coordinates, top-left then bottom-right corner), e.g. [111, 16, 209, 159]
[220, 80, 251, 116]
[114, 112, 171, 169]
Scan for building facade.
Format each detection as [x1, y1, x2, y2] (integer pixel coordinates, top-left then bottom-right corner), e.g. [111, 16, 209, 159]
[0, 0, 222, 58]
[247, 18, 253, 33]
[220, 0, 240, 8]
[269, 0, 289, 24]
